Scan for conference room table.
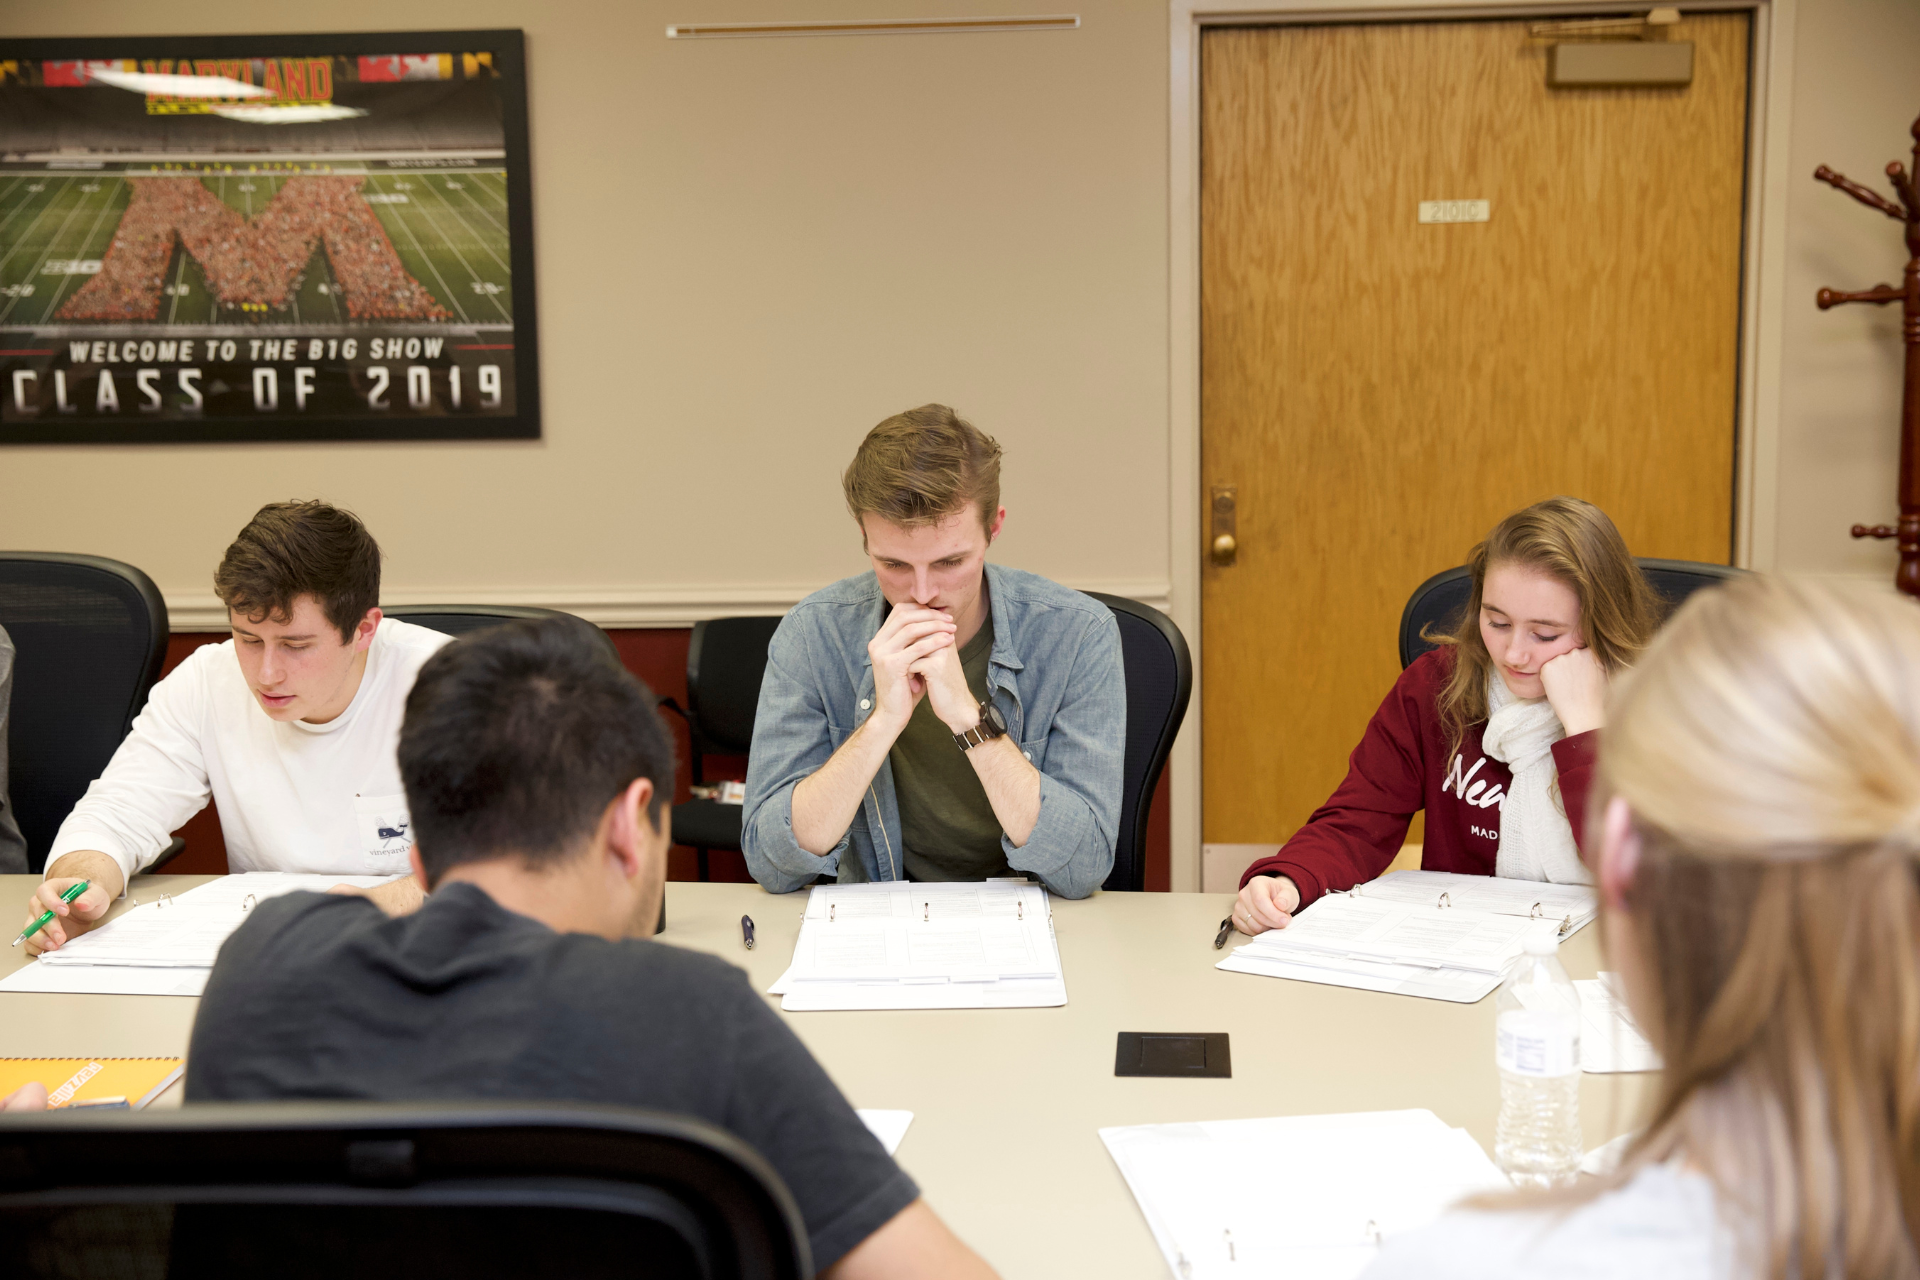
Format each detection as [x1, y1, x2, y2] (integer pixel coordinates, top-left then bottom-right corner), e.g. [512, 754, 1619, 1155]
[0, 874, 1651, 1278]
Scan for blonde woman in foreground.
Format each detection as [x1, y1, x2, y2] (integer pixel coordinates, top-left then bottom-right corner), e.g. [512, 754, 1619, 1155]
[1362, 574, 1920, 1280]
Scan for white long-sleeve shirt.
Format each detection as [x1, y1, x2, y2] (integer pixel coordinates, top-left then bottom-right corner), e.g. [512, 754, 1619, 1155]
[1359, 1163, 1742, 1280]
[49, 618, 452, 885]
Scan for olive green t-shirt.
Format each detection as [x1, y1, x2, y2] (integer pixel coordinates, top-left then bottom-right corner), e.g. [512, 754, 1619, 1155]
[890, 612, 1010, 882]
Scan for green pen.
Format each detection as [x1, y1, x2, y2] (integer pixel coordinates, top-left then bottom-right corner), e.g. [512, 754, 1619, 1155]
[12, 881, 90, 948]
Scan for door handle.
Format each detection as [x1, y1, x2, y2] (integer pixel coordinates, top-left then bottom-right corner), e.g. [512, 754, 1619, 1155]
[1211, 487, 1238, 566]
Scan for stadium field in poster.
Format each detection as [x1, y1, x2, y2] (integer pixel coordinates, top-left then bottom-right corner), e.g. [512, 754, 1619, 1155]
[0, 30, 537, 443]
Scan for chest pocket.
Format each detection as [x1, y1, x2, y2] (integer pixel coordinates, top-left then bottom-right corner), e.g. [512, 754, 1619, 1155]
[353, 793, 414, 864]
[1018, 733, 1048, 770]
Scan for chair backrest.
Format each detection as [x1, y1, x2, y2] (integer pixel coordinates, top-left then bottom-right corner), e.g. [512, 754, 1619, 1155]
[686, 617, 785, 758]
[0, 1101, 810, 1280]
[1397, 557, 1748, 669]
[0, 553, 169, 873]
[384, 605, 621, 665]
[1085, 594, 1193, 892]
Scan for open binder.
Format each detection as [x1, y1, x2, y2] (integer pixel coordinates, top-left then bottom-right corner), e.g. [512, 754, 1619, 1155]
[1217, 869, 1596, 1003]
[1347, 868, 1596, 936]
[767, 880, 1066, 1011]
[0, 874, 403, 996]
[1102, 1109, 1508, 1279]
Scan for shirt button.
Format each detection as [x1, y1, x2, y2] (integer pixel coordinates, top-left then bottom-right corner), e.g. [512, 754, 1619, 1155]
[859, 699, 871, 710]
[1023, 751, 1032, 761]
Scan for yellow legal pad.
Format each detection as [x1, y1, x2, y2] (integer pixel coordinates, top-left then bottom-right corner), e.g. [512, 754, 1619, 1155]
[0, 1058, 184, 1110]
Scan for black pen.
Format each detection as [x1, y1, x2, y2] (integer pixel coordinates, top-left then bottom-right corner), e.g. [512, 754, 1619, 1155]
[1213, 916, 1234, 949]
[741, 914, 756, 950]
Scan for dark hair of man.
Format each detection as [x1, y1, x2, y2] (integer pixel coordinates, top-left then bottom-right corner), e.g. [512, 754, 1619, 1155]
[398, 618, 675, 886]
[212, 500, 382, 644]
[842, 403, 1003, 533]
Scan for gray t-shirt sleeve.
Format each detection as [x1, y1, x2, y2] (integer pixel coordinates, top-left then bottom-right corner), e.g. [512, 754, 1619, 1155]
[711, 970, 920, 1271]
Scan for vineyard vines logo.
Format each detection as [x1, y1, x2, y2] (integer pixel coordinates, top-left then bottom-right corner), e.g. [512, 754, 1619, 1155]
[1442, 753, 1506, 810]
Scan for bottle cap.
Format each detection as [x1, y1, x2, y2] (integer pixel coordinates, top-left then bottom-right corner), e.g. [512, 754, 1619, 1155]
[1522, 929, 1560, 957]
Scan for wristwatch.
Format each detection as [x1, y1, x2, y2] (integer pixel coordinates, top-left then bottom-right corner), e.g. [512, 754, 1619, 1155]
[953, 698, 1008, 751]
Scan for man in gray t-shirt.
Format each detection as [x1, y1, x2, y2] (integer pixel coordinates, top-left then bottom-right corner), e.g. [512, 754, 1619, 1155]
[0, 625, 27, 874]
[188, 618, 998, 1280]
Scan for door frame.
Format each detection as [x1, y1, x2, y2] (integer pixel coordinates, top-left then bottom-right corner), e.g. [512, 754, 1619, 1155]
[1166, 0, 1795, 889]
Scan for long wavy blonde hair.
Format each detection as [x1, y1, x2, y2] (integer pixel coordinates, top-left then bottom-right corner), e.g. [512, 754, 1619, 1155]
[1428, 497, 1661, 757]
[1579, 575, 1920, 1278]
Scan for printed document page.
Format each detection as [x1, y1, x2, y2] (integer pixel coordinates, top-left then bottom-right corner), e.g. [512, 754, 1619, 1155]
[0, 964, 210, 997]
[770, 881, 1065, 1011]
[35, 873, 400, 969]
[1216, 947, 1503, 1004]
[1237, 894, 1542, 975]
[1356, 869, 1595, 933]
[1101, 1109, 1508, 1280]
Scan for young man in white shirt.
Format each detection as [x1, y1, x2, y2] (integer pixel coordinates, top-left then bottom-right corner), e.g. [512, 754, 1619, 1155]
[19, 501, 450, 953]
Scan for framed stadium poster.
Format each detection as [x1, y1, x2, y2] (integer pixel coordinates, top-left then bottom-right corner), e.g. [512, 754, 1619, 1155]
[0, 30, 538, 443]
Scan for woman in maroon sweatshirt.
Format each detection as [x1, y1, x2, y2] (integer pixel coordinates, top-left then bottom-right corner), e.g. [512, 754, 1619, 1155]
[1232, 497, 1662, 936]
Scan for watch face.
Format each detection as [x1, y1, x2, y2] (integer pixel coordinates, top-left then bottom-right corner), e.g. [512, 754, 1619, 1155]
[983, 702, 1008, 736]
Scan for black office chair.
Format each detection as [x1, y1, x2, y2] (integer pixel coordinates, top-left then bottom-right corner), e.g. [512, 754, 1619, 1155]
[659, 617, 784, 882]
[0, 553, 170, 873]
[1085, 594, 1193, 892]
[1398, 557, 1748, 669]
[383, 604, 621, 665]
[0, 1100, 810, 1280]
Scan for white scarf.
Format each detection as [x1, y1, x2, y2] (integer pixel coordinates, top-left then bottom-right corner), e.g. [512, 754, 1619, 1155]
[1481, 672, 1591, 884]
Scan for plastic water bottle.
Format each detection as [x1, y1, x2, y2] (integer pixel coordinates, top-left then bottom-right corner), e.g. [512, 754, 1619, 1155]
[1494, 931, 1582, 1187]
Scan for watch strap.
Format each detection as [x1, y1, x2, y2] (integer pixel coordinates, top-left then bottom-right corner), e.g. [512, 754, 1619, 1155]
[953, 698, 1007, 751]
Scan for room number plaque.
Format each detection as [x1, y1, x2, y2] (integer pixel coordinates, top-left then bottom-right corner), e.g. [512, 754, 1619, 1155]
[1417, 199, 1491, 224]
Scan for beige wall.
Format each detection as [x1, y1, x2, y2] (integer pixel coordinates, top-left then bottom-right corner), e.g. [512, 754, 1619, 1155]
[5, 1, 1918, 617]
[0, 0, 1172, 625]
[1771, 0, 1920, 582]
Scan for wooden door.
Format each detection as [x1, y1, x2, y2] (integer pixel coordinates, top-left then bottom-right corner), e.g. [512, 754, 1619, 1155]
[1201, 16, 1750, 846]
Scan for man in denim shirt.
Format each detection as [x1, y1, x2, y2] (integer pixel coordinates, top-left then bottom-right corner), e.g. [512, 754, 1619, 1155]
[743, 405, 1123, 899]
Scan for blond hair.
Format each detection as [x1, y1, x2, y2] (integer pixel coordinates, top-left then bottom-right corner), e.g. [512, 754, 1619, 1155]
[842, 404, 1002, 533]
[1429, 497, 1661, 756]
[1581, 576, 1920, 1278]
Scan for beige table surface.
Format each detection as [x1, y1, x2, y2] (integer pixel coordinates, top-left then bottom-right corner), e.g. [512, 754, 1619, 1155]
[0, 874, 1652, 1278]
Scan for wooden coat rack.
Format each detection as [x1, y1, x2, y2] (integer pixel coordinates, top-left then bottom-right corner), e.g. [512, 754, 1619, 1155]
[1820, 113, 1920, 597]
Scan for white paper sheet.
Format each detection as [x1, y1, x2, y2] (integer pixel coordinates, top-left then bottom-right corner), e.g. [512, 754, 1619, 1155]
[780, 975, 1068, 1010]
[1216, 948, 1502, 1004]
[771, 882, 1066, 1011]
[1217, 871, 1589, 1003]
[1101, 1110, 1509, 1280]
[1577, 974, 1661, 1073]
[0, 963, 210, 996]
[38, 874, 399, 969]
[1249, 894, 1548, 974]
[856, 1109, 914, 1155]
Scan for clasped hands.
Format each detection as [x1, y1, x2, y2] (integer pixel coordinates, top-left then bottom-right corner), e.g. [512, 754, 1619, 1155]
[865, 604, 980, 735]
